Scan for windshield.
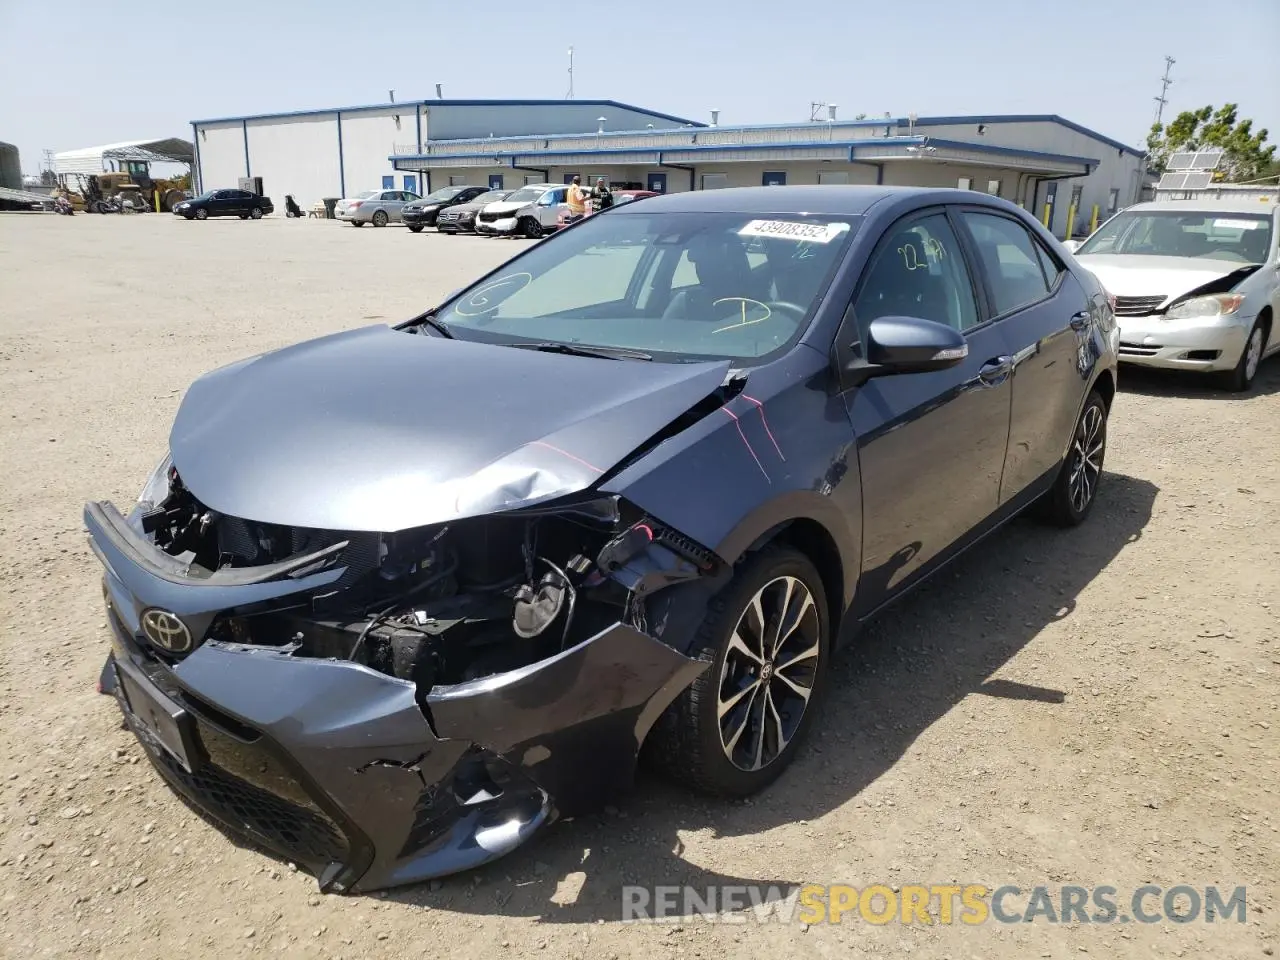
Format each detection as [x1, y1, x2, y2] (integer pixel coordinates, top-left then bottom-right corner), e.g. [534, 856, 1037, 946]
[471, 190, 508, 204]
[502, 187, 548, 204]
[435, 211, 859, 363]
[353, 190, 379, 200]
[1078, 210, 1273, 263]
[424, 187, 465, 202]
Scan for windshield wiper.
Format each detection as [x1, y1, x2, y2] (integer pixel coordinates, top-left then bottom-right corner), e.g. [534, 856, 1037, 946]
[509, 341, 653, 361]
[408, 313, 453, 338]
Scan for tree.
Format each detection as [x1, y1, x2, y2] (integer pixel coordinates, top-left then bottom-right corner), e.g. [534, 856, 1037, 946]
[1146, 104, 1276, 182]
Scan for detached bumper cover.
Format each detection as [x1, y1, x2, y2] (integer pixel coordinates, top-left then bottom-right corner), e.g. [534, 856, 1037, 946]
[91, 502, 706, 891]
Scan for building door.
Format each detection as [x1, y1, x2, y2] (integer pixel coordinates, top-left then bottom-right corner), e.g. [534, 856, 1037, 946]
[1042, 181, 1058, 232]
[763, 171, 787, 186]
[647, 172, 667, 193]
[381, 175, 394, 190]
[489, 174, 504, 190]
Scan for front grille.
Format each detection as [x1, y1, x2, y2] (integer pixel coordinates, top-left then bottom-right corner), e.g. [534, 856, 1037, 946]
[437, 212, 458, 222]
[1118, 341, 1161, 357]
[147, 741, 347, 870]
[1114, 295, 1166, 317]
[478, 210, 507, 223]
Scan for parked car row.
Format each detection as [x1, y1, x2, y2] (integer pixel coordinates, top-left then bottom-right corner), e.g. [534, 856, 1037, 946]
[331, 181, 662, 237]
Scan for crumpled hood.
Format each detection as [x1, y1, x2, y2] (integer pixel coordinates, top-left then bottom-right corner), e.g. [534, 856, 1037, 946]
[169, 325, 729, 532]
[481, 201, 531, 217]
[1075, 254, 1248, 304]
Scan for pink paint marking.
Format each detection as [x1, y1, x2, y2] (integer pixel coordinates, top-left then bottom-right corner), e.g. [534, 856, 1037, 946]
[741, 394, 786, 461]
[530, 440, 604, 474]
[720, 408, 770, 483]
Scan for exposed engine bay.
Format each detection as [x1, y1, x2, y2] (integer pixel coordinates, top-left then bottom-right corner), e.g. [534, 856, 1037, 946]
[133, 464, 716, 697]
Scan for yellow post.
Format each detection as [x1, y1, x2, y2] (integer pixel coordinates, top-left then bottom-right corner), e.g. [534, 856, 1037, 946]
[1042, 203, 1051, 227]
[1090, 204, 1099, 234]
[1065, 204, 1077, 241]
[154, 189, 160, 213]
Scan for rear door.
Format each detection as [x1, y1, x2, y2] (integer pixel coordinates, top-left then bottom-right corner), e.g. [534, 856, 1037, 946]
[955, 208, 1092, 502]
[844, 209, 1014, 610]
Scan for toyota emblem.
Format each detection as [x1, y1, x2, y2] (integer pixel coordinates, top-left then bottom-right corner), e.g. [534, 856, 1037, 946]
[139, 609, 193, 654]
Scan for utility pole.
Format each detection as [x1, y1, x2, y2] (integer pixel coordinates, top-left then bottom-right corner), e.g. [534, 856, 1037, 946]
[566, 47, 574, 99]
[1152, 56, 1175, 128]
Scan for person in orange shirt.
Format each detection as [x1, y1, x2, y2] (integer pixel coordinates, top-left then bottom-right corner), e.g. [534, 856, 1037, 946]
[565, 176, 589, 223]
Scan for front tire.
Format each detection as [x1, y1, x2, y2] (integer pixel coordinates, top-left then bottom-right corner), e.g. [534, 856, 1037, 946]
[520, 216, 544, 239]
[1219, 319, 1266, 392]
[195, 208, 208, 221]
[1038, 390, 1107, 527]
[408, 224, 424, 233]
[647, 545, 829, 797]
[371, 210, 389, 227]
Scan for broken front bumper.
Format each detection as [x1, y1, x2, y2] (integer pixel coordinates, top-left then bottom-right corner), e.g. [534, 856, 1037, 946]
[89, 503, 706, 892]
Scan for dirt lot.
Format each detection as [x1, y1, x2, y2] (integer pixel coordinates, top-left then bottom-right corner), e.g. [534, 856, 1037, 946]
[0, 213, 1277, 960]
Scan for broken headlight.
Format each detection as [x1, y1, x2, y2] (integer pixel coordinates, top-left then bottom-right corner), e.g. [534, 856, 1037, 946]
[136, 453, 174, 514]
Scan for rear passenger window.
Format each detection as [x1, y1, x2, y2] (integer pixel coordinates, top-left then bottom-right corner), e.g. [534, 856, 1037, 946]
[853, 213, 980, 333]
[960, 212, 1051, 316]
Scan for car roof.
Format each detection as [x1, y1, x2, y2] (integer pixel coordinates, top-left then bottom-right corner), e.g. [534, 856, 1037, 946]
[616, 185, 966, 216]
[1123, 199, 1278, 214]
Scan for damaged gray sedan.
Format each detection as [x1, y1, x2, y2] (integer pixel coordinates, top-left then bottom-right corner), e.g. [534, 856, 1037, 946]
[87, 186, 1117, 892]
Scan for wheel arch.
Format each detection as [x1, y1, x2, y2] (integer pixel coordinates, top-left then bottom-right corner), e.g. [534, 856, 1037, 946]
[712, 495, 859, 637]
[1091, 366, 1116, 411]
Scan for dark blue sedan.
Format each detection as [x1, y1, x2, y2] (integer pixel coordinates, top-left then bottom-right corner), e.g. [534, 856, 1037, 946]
[87, 185, 1117, 891]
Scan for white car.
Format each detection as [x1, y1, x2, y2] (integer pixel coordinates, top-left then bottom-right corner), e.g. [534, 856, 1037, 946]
[1066, 199, 1279, 391]
[474, 183, 568, 238]
[335, 189, 421, 227]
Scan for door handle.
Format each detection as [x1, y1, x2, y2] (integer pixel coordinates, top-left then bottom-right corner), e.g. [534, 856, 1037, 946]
[978, 356, 1013, 385]
[1069, 310, 1090, 331]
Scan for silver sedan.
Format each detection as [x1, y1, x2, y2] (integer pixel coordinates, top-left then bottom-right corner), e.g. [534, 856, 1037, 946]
[335, 189, 422, 227]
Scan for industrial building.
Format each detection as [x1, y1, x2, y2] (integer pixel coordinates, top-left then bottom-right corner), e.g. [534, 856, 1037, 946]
[190, 99, 702, 209]
[392, 113, 1145, 238]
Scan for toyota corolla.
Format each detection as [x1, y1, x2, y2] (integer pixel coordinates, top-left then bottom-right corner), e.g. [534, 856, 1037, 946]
[87, 186, 1118, 893]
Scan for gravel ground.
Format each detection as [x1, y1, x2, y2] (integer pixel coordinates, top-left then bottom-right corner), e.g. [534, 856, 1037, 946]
[0, 213, 1277, 960]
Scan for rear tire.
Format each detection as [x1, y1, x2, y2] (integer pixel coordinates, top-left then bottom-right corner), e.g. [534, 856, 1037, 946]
[408, 224, 424, 233]
[250, 207, 263, 220]
[238, 213, 249, 220]
[1218, 318, 1266, 392]
[1036, 390, 1107, 527]
[646, 545, 829, 797]
[372, 210, 389, 227]
[350, 220, 364, 227]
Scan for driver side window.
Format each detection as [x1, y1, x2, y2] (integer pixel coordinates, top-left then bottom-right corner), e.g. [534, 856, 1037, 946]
[852, 213, 979, 337]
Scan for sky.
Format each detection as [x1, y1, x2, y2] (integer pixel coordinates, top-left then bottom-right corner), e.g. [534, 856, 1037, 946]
[2, 0, 1277, 174]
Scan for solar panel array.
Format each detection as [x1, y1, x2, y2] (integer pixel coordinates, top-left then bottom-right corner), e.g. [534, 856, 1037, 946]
[1165, 149, 1224, 171]
[1158, 171, 1215, 190]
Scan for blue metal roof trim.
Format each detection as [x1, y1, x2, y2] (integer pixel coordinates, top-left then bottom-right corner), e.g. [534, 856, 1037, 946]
[920, 138, 1098, 168]
[392, 137, 927, 164]
[392, 137, 1095, 171]
[907, 115, 1142, 157]
[192, 99, 704, 127]
[416, 117, 901, 149]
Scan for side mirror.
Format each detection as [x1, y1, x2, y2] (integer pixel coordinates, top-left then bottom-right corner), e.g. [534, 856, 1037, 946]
[1062, 239, 1082, 253]
[859, 316, 968, 376]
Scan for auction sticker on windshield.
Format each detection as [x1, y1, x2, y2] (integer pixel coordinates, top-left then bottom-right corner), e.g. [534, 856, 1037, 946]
[739, 220, 850, 243]
[1213, 219, 1265, 230]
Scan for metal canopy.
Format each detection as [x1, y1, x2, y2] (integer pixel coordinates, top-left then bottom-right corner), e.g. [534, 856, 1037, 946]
[53, 138, 194, 174]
